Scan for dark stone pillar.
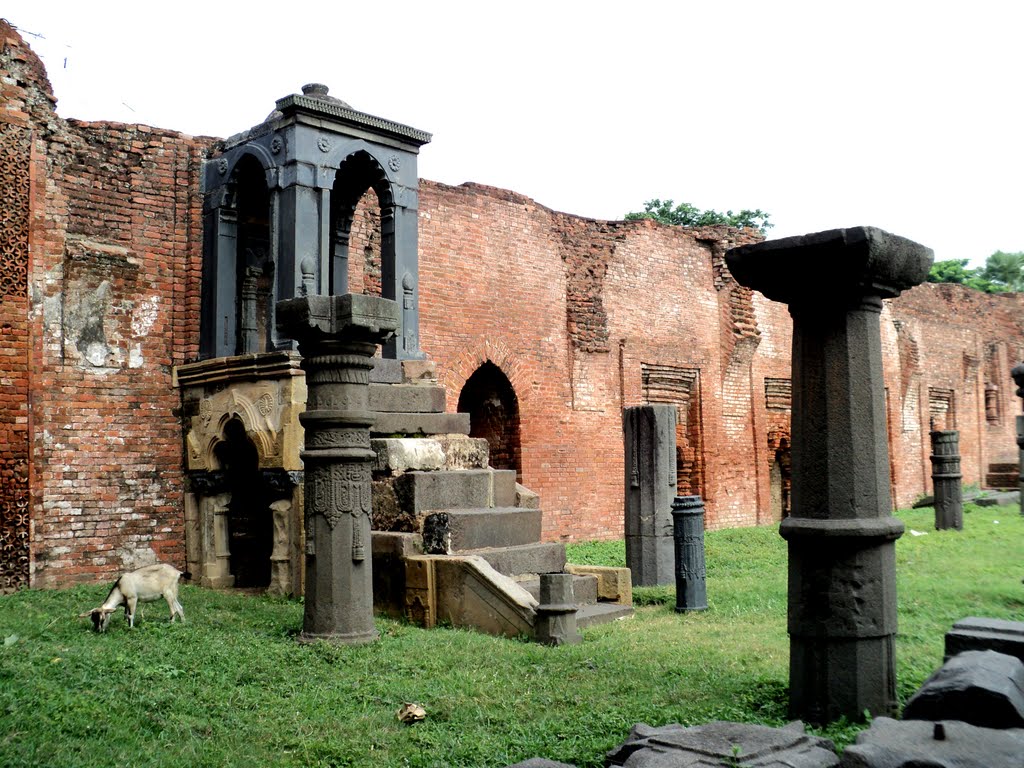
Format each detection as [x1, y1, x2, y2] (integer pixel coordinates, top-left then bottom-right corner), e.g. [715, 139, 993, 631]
[671, 495, 708, 612]
[930, 430, 963, 530]
[623, 405, 678, 586]
[726, 227, 933, 724]
[1011, 364, 1024, 515]
[276, 293, 400, 644]
[535, 573, 581, 646]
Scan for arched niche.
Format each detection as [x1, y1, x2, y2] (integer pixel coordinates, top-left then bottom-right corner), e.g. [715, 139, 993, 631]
[329, 151, 395, 299]
[458, 362, 523, 480]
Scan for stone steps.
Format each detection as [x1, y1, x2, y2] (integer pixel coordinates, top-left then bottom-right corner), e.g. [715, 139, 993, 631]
[464, 542, 567, 578]
[423, 507, 543, 553]
[518, 573, 599, 606]
[390, 468, 518, 513]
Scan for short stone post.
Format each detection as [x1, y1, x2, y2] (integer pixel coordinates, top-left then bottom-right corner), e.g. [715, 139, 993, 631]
[1011, 364, 1024, 515]
[535, 573, 581, 646]
[276, 293, 400, 645]
[623, 404, 678, 587]
[930, 430, 963, 530]
[671, 495, 708, 612]
[727, 227, 933, 724]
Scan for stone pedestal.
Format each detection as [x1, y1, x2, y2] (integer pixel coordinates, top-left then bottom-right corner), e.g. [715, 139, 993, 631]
[727, 227, 933, 724]
[276, 293, 400, 644]
[1014, 364, 1024, 515]
[671, 495, 707, 612]
[535, 573, 581, 646]
[623, 405, 678, 587]
[930, 430, 963, 530]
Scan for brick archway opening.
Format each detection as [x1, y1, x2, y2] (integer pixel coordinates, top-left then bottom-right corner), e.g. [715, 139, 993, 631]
[214, 417, 272, 589]
[458, 362, 523, 482]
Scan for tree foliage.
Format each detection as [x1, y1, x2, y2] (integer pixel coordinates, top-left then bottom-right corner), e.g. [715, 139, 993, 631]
[625, 198, 773, 234]
[928, 251, 1024, 293]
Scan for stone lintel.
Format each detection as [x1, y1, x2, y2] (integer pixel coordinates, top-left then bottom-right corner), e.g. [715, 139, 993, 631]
[725, 226, 933, 307]
[173, 350, 303, 388]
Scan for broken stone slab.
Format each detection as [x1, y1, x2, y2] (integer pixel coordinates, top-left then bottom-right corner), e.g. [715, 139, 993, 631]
[946, 617, 1024, 663]
[504, 759, 576, 768]
[371, 411, 471, 436]
[840, 717, 1024, 768]
[974, 491, 1019, 507]
[606, 720, 838, 767]
[435, 435, 490, 470]
[372, 438, 446, 474]
[903, 650, 1024, 729]
[565, 564, 633, 605]
[422, 507, 544, 553]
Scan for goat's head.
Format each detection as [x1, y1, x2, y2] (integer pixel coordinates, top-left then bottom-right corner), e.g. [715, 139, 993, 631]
[79, 608, 115, 633]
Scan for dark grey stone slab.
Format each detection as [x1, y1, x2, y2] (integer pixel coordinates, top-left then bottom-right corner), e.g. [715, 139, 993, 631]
[576, 602, 634, 630]
[393, 469, 494, 513]
[623, 405, 678, 587]
[422, 507, 543, 553]
[606, 720, 838, 767]
[469, 542, 567, 577]
[492, 469, 518, 507]
[371, 411, 471, 436]
[369, 357, 403, 383]
[504, 760, 576, 768]
[946, 617, 1024, 663]
[903, 650, 1024, 728]
[841, 717, 1024, 768]
[974, 491, 1019, 507]
[520, 574, 599, 606]
[369, 383, 446, 414]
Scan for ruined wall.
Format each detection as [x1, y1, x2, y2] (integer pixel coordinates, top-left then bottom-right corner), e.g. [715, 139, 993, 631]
[5, 22, 1024, 588]
[0, 22, 211, 586]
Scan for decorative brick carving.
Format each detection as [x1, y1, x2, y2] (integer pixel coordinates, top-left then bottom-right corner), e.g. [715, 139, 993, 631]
[0, 123, 30, 299]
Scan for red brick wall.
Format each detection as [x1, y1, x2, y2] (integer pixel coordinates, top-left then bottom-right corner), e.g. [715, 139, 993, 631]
[5, 22, 1024, 588]
[1, 22, 212, 586]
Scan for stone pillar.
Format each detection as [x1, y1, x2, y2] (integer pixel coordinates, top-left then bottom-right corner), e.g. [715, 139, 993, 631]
[1011, 364, 1024, 515]
[930, 430, 963, 531]
[623, 405, 678, 587]
[276, 293, 400, 644]
[727, 227, 933, 724]
[671, 495, 708, 612]
[535, 573, 581, 646]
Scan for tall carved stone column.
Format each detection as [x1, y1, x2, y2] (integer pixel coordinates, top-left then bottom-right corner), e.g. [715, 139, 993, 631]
[930, 430, 963, 530]
[727, 227, 932, 724]
[276, 293, 400, 644]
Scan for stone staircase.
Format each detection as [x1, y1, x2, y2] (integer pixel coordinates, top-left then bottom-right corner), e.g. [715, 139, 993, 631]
[368, 359, 632, 639]
[985, 462, 1019, 491]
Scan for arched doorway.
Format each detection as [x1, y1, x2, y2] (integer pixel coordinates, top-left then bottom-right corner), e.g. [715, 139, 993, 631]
[458, 362, 522, 481]
[768, 436, 792, 523]
[214, 417, 272, 589]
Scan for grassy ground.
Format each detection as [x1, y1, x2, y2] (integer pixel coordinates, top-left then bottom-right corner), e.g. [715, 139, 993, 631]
[1, 504, 1021, 767]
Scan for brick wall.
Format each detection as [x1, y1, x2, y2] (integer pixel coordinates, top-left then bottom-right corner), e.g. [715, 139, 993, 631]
[5, 21, 1024, 587]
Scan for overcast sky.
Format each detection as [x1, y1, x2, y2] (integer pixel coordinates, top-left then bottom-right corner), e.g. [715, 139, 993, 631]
[6, 2, 1021, 266]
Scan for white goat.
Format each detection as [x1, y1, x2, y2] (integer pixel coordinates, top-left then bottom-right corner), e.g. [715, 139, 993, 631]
[80, 563, 185, 632]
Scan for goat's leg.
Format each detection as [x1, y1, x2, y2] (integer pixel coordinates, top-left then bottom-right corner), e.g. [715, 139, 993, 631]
[127, 596, 138, 628]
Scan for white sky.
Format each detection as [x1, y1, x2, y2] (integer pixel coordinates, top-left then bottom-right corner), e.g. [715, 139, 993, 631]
[6, 1, 1022, 266]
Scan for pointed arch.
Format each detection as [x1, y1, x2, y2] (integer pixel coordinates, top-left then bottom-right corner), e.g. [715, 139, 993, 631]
[457, 361, 523, 481]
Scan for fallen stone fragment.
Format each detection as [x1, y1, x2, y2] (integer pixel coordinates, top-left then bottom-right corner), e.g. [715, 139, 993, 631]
[605, 720, 838, 766]
[903, 649, 1024, 729]
[841, 717, 1024, 767]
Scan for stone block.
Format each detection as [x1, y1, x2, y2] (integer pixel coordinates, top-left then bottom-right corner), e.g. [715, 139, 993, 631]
[565, 564, 633, 605]
[946, 617, 1024, 663]
[576, 602, 634, 629]
[492, 469, 518, 507]
[402, 359, 437, 384]
[606, 720, 838, 767]
[371, 532, 422, 619]
[903, 650, 1024, 729]
[436, 435, 490, 469]
[369, 357, 403, 384]
[504, 760, 576, 768]
[422, 507, 543, 553]
[369, 383, 446, 414]
[371, 438, 445, 474]
[431, 555, 536, 638]
[371, 412, 470, 436]
[393, 469, 494, 513]
[472, 542, 567, 577]
[520, 573, 598, 606]
[515, 483, 540, 509]
[841, 717, 1024, 768]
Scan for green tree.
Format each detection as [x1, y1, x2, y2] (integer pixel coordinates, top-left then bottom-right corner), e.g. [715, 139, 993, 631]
[625, 198, 773, 233]
[979, 250, 1024, 292]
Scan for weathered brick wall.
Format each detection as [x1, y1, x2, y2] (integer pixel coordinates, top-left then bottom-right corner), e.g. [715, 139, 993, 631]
[6, 22, 1024, 587]
[1, 21, 211, 586]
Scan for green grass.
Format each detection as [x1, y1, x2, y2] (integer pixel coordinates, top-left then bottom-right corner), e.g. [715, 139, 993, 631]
[1, 504, 1021, 767]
